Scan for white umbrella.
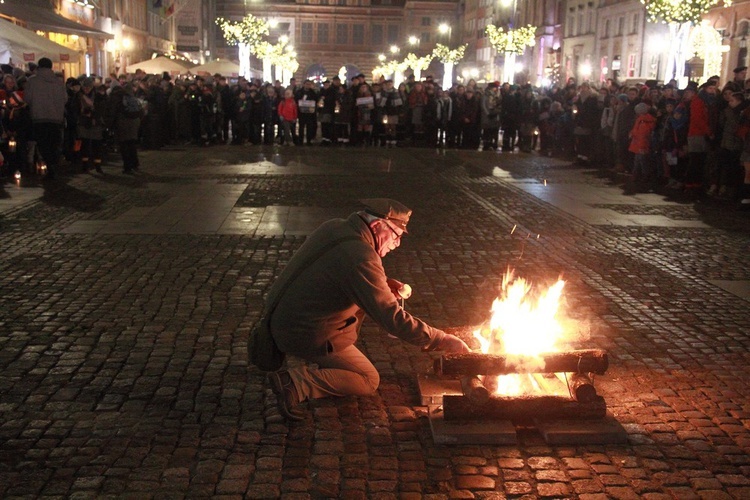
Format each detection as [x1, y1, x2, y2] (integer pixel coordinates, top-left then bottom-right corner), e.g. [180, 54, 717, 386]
[126, 56, 192, 75]
[191, 59, 241, 77]
[0, 18, 80, 64]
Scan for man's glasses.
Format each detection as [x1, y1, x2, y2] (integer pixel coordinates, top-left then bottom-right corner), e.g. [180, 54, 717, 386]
[383, 220, 403, 241]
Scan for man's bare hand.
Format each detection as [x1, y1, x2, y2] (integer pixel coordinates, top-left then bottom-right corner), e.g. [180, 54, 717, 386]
[386, 278, 412, 300]
[436, 334, 471, 353]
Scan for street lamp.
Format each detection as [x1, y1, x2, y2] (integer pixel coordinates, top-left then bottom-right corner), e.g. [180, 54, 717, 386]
[408, 35, 419, 46]
[390, 45, 400, 54]
[378, 53, 387, 62]
[438, 23, 452, 44]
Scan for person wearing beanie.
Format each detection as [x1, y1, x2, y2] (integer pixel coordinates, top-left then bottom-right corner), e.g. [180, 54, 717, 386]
[628, 102, 656, 192]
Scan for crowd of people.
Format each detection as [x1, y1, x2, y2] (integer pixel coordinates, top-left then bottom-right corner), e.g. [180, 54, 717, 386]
[1, 58, 749, 209]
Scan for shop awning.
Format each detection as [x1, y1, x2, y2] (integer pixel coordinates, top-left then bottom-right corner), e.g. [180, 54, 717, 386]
[0, 3, 113, 39]
[0, 18, 81, 64]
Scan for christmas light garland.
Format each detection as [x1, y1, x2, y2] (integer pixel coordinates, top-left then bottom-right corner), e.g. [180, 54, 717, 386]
[216, 15, 270, 48]
[432, 43, 467, 64]
[403, 53, 433, 71]
[640, 0, 729, 24]
[485, 24, 537, 55]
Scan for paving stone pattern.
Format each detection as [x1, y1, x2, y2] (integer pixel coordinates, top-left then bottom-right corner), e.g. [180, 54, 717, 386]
[0, 146, 749, 498]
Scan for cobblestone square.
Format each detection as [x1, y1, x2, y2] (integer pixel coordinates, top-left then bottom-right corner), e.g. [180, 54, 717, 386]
[1, 145, 749, 498]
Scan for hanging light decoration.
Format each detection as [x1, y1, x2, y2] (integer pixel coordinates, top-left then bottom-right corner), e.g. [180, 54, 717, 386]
[216, 15, 270, 48]
[432, 43, 467, 64]
[640, 0, 730, 24]
[485, 24, 537, 55]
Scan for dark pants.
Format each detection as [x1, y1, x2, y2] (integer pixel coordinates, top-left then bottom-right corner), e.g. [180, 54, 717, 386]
[120, 140, 139, 171]
[33, 122, 63, 176]
[298, 114, 317, 144]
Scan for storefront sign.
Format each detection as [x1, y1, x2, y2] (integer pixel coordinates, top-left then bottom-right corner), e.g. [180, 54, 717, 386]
[175, 0, 200, 53]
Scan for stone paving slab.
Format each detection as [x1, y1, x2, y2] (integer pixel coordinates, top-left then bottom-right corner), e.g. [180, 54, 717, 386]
[1, 144, 749, 498]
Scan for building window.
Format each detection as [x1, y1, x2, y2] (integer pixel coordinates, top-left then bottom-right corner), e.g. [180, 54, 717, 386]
[352, 24, 364, 45]
[421, 32, 430, 43]
[617, 17, 624, 36]
[318, 24, 329, 44]
[567, 15, 574, 37]
[577, 13, 583, 36]
[301, 22, 313, 44]
[387, 24, 399, 44]
[336, 24, 348, 44]
[627, 53, 637, 77]
[421, 17, 431, 26]
[372, 24, 384, 45]
[632, 13, 639, 34]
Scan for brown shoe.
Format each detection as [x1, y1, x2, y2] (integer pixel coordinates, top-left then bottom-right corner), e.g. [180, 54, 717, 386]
[267, 370, 304, 421]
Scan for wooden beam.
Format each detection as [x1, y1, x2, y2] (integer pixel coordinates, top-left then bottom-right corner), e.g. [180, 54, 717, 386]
[436, 349, 609, 376]
[443, 394, 607, 422]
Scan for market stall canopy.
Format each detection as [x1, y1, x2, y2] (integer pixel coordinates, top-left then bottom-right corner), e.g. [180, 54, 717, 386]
[0, 0, 112, 39]
[191, 60, 241, 77]
[0, 18, 81, 64]
[126, 56, 193, 75]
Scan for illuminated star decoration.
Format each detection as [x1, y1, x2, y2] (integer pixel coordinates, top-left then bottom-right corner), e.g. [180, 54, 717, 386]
[640, 0, 730, 24]
[485, 24, 537, 55]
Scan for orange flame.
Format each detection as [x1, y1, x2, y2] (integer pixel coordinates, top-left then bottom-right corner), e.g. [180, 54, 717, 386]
[473, 270, 568, 396]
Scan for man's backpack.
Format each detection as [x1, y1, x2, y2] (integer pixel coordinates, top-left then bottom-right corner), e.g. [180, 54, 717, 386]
[122, 94, 142, 119]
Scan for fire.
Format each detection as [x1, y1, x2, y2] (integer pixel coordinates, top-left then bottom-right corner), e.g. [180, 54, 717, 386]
[473, 271, 569, 396]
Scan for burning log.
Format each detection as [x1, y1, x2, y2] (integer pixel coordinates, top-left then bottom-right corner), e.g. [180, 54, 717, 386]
[435, 349, 609, 376]
[443, 394, 607, 421]
[530, 373, 568, 396]
[567, 372, 598, 403]
[460, 376, 490, 405]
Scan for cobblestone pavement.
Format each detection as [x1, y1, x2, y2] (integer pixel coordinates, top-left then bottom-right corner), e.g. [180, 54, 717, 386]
[1, 145, 749, 499]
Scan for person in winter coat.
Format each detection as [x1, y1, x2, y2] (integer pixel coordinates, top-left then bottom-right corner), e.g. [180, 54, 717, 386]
[628, 102, 657, 191]
[355, 84, 375, 145]
[599, 94, 617, 168]
[613, 89, 639, 172]
[63, 77, 81, 163]
[262, 198, 470, 421]
[277, 88, 299, 146]
[460, 88, 481, 149]
[262, 86, 280, 145]
[1, 75, 32, 176]
[407, 82, 428, 142]
[572, 83, 601, 163]
[381, 80, 402, 147]
[107, 85, 142, 174]
[295, 79, 318, 145]
[518, 86, 537, 153]
[713, 92, 747, 199]
[75, 78, 108, 172]
[435, 88, 452, 148]
[500, 84, 521, 151]
[480, 82, 501, 151]
[24, 57, 67, 179]
[686, 81, 718, 190]
[319, 78, 339, 144]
